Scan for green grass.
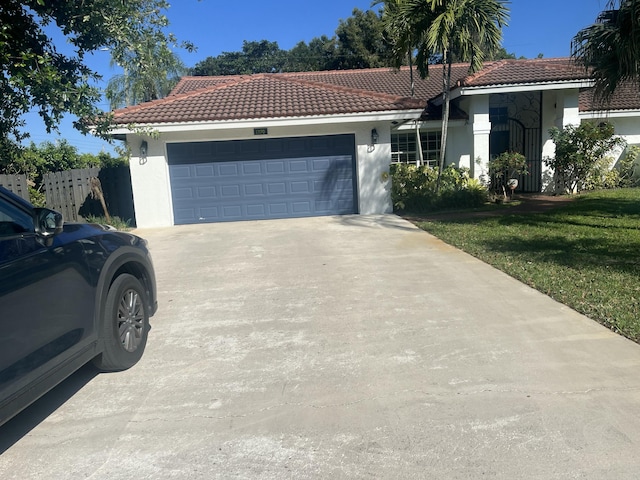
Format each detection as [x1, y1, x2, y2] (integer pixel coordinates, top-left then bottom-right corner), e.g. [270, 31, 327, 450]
[85, 215, 132, 231]
[414, 188, 640, 342]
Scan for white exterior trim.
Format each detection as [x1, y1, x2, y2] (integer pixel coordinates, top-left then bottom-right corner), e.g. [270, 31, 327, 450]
[580, 109, 640, 120]
[448, 80, 593, 101]
[111, 110, 424, 136]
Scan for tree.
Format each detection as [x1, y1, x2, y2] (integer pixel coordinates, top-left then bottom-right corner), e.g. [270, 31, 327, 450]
[380, 0, 509, 192]
[192, 8, 394, 76]
[545, 122, 626, 193]
[0, 139, 126, 204]
[192, 40, 285, 76]
[572, 0, 640, 101]
[285, 37, 340, 72]
[105, 37, 187, 109]
[334, 9, 392, 69]
[0, 0, 191, 155]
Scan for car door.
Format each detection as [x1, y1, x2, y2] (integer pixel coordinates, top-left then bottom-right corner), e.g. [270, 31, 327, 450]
[0, 195, 95, 399]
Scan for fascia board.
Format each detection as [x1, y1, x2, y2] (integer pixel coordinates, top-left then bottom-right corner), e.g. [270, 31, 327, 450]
[444, 80, 595, 103]
[580, 109, 640, 119]
[109, 110, 425, 135]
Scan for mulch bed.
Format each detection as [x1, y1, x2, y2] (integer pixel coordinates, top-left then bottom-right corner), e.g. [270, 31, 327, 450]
[400, 194, 576, 223]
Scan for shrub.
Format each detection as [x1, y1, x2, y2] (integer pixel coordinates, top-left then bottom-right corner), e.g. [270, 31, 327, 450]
[488, 151, 528, 194]
[85, 215, 131, 231]
[391, 163, 488, 212]
[545, 122, 626, 193]
[617, 146, 640, 188]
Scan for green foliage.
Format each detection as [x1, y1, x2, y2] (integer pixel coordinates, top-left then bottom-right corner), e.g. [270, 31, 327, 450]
[0, 0, 189, 154]
[85, 215, 131, 231]
[572, 0, 640, 101]
[0, 139, 127, 196]
[192, 40, 286, 76]
[334, 9, 392, 69]
[617, 146, 640, 187]
[379, 0, 509, 193]
[192, 8, 391, 75]
[545, 121, 627, 193]
[106, 36, 188, 109]
[488, 151, 528, 192]
[391, 163, 488, 211]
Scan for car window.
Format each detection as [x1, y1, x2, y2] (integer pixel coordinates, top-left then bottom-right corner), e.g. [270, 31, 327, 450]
[0, 197, 37, 264]
[0, 198, 33, 237]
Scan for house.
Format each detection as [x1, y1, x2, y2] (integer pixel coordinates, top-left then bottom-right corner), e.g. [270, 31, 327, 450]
[109, 58, 640, 228]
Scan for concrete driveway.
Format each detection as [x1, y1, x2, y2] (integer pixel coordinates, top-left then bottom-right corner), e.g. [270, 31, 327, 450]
[2, 214, 640, 479]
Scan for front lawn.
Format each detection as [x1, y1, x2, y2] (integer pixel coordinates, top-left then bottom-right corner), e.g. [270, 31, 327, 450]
[413, 188, 640, 342]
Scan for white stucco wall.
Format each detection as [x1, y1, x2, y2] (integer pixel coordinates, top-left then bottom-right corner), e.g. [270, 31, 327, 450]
[582, 113, 640, 179]
[126, 121, 396, 228]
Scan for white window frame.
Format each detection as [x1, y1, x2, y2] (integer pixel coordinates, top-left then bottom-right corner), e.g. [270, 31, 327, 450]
[391, 131, 442, 167]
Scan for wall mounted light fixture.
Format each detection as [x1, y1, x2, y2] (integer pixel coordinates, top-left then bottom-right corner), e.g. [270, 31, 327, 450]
[140, 140, 148, 158]
[371, 128, 379, 145]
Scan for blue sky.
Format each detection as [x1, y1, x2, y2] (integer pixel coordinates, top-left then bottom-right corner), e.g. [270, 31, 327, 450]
[23, 0, 610, 155]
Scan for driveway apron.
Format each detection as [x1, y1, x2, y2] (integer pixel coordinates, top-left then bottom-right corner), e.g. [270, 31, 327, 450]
[2, 215, 640, 479]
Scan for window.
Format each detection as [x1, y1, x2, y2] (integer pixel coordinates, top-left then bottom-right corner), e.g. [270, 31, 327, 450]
[489, 107, 508, 125]
[0, 198, 32, 238]
[391, 131, 442, 168]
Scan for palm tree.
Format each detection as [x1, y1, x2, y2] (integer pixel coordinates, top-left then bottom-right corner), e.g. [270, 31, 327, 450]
[381, 0, 509, 190]
[106, 38, 187, 109]
[572, 0, 640, 102]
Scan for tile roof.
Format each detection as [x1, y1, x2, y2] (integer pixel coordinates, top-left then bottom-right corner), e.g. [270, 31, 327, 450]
[580, 81, 640, 112]
[457, 58, 588, 87]
[111, 58, 640, 126]
[113, 73, 424, 125]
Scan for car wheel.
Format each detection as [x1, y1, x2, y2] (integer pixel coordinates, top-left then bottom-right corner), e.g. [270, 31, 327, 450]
[93, 274, 149, 372]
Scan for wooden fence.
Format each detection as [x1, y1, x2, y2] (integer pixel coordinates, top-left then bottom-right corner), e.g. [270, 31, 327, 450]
[43, 166, 136, 224]
[0, 174, 30, 201]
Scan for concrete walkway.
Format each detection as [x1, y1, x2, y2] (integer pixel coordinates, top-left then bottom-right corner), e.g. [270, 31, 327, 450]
[2, 215, 640, 479]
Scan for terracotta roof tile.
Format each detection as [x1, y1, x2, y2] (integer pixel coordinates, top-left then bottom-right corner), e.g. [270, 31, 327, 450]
[111, 58, 640, 126]
[580, 81, 640, 112]
[458, 58, 588, 87]
[113, 74, 424, 125]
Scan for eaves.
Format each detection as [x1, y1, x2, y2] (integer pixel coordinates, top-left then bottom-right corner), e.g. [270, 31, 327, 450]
[109, 109, 426, 136]
[441, 79, 595, 104]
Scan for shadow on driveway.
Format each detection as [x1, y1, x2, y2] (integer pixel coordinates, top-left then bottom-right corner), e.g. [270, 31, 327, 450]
[0, 364, 98, 454]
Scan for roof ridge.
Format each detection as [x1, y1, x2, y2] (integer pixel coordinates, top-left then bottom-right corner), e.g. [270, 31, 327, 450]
[273, 73, 424, 107]
[169, 75, 246, 95]
[113, 75, 263, 115]
[457, 60, 503, 87]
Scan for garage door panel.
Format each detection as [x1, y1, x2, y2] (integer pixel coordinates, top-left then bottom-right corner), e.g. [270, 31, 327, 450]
[219, 164, 239, 176]
[171, 166, 191, 178]
[168, 135, 356, 224]
[242, 163, 262, 175]
[289, 160, 310, 173]
[244, 184, 264, 196]
[267, 183, 286, 195]
[220, 185, 241, 197]
[265, 161, 285, 174]
[172, 187, 194, 200]
[197, 186, 216, 198]
[246, 204, 266, 216]
[195, 165, 215, 177]
[290, 181, 311, 193]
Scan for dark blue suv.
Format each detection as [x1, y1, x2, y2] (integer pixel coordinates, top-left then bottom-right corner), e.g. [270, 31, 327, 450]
[0, 186, 157, 426]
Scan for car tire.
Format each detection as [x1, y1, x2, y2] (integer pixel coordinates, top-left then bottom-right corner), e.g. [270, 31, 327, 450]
[93, 274, 149, 372]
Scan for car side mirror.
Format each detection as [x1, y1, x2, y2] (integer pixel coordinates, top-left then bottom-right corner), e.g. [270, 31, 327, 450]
[33, 208, 64, 239]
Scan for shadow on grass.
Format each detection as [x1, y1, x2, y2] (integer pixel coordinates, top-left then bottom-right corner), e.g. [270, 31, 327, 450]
[423, 193, 640, 276]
